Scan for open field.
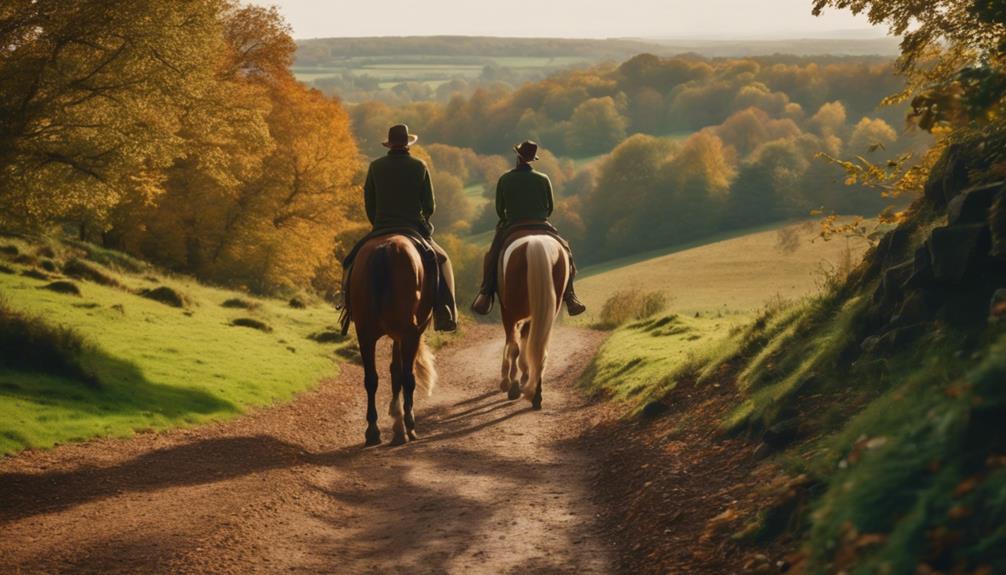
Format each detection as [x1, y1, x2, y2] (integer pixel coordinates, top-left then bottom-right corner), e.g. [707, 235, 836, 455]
[575, 220, 871, 409]
[0, 236, 352, 455]
[576, 220, 871, 320]
[292, 56, 594, 89]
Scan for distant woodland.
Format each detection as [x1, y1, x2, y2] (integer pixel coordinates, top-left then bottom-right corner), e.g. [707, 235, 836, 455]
[350, 53, 929, 262]
[0, 1, 930, 297]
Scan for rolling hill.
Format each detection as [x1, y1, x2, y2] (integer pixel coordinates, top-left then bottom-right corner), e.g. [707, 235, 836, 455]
[575, 220, 872, 320]
[0, 235, 354, 455]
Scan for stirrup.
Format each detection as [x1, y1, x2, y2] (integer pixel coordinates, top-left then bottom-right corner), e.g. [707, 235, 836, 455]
[434, 305, 457, 332]
[564, 295, 586, 317]
[471, 292, 493, 315]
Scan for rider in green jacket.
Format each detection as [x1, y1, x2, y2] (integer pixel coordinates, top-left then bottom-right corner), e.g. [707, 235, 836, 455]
[471, 140, 586, 316]
[341, 124, 457, 332]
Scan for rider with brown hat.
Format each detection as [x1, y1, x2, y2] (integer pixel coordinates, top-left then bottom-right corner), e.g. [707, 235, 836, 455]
[341, 124, 457, 332]
[470, 140, 586, 316]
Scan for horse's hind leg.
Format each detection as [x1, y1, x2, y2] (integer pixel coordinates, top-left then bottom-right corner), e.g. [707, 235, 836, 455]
[400, 334, 421, 441]
[501, 318, 521, 399]
[518, 322, 531, 389]
[389, 340, 407, 446]
[359, 334, 382, 446]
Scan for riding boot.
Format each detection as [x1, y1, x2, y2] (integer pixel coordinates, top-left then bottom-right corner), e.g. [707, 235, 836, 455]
[434, 289, 457, 331]
[432, 246, 457, 332]
[471, 232, 503, 316]
[563, 261, 586, 316]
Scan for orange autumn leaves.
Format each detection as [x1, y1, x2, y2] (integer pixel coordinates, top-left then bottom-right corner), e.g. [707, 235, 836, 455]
[1, 2, 362, 294]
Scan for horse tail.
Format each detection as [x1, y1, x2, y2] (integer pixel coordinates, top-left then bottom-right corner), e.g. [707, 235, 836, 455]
[368, 242, 391, 319]
[524, 237, 560, 389]
[414, 335, 437, 397]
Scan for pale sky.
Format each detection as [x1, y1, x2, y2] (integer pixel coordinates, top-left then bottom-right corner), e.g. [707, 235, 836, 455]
[247, 0, 882, 40]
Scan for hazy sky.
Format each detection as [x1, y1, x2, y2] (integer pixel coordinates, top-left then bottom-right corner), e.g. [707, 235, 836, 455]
[247, 0, 882, 40]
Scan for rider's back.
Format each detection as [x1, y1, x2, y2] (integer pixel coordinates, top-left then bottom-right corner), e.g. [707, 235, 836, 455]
[497, 167, 553, 226]
[366, 152, 433, 230]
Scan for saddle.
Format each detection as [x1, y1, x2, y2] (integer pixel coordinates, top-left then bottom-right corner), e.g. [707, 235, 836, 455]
[500, 221, 572, 256]
[339, 227, 440, 335]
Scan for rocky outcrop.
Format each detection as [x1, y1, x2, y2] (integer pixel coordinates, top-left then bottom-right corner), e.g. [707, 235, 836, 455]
[863, 169, 1005, 353]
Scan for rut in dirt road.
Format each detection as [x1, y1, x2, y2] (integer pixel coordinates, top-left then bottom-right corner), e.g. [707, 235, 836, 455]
[0, 325, 613, 574]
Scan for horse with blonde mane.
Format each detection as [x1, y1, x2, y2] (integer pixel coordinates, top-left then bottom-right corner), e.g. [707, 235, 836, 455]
[350, 234, 437, 446]
[498, 233, 569, 409]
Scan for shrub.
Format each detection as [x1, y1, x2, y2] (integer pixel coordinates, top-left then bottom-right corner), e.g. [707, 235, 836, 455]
[597, 289, 669, 329]
[231, 318, 272, 332]
[63, 239, 148, 273]
[308, 330, 345, 343]
[222, 298, 257, 310]
[0, 298, 97, 386]
[43, 281, 81, 296]
[63, 258, 120, 287]
[139, 286, 186, 308]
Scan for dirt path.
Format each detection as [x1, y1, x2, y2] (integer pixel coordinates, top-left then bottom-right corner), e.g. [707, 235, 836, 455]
[0, 325, 612, 574]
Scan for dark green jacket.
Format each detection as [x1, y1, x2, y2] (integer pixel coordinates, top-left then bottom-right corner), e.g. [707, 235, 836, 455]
[364, 149, 435, 233]
[495, 164, 554, 227]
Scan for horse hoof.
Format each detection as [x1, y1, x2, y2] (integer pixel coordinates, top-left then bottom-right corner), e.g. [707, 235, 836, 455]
[364, 428, 381, 447]
[532, 399, 542, 410]
[390, 434, 407, 446]
[507, 382, 521, 401]
[407, 429, 418, 441]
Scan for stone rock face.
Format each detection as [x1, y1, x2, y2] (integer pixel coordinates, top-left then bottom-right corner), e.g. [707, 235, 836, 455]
[928, 224, 992, 283]
[947, 182, 1004, 226]
[905, 243, 934, 288]
[942, 144, 972, 205]
[877, 259, 914, 304]
[891, 291, 930, 327]
[866, 224, 915, 280]
[991, 191, 1006, 257]
[925, 144, 972, 207]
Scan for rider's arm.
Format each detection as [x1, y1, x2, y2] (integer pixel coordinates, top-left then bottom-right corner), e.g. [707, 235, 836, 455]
[544, 175, 554, 218]
[495, 177, 505, 223]
[363, 165, 376, 225]
[421, 167, 435, 219]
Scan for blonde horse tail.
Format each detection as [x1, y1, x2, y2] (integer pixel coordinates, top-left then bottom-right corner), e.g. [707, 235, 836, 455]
[414, 335, 437, 397]
[524, 237, 560, 397]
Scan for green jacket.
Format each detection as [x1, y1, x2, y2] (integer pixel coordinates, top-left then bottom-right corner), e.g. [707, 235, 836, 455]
[495, 164, 554, 228]
[364, 149, 435, 233]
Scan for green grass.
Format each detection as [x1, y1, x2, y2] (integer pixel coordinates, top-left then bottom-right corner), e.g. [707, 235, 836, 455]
[0, 237, 349, 455]
[583, 312, 749, 409]
[576, 221, 870, 411]
[575, 220, 870, 324]
[788, 326, 1006, 574]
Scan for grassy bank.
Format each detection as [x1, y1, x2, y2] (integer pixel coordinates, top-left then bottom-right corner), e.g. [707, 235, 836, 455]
[581, 186, 1006, 572]
[0, 236, 352, 456]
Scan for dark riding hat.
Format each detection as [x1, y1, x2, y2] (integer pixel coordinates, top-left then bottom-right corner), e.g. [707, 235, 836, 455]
[513, 140, 539, 162]
[383, 124, 419, 148]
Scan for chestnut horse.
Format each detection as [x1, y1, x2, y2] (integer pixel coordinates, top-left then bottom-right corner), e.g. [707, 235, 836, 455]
[498, 234, 569, 410]
[350, 235, 437, 446]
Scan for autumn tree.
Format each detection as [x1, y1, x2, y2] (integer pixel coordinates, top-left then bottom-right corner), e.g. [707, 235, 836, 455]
[813, 0, 1006, 130]
[103, 3, 362, 294]
[0, 0, 223, 234]
[565, 97, 628, 156]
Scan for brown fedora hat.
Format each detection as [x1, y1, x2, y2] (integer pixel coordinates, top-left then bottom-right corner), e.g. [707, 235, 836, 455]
[513, 140, 539, 161]
[382, 124, 419, 148]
